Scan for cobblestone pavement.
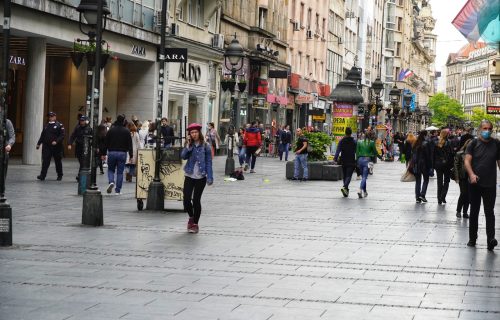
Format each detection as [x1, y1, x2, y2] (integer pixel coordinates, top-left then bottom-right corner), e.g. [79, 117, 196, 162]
[1, 155, 499, 320]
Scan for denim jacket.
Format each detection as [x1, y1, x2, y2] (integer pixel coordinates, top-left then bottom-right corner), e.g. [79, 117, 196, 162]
[181, 142, 213, 183]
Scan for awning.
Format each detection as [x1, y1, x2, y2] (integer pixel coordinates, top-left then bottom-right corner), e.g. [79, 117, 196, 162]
[452, 0, 500, 48]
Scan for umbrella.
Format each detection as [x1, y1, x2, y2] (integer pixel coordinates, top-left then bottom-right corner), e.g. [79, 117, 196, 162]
[452, 0, 500, 49]
[425, 126, 439, 131]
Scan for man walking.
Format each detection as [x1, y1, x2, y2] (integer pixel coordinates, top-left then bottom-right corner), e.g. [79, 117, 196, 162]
[68, 115, 92, 181]
[334, 127, 356, 197]
[4, 118, 15, 176]
[279, 125, 292, 161]
[36, 112, 65, 181]
[292, 128, 308, 181]
[160, 117, 175, 148]
[464, 120, 500, 251]
[101, 114, 133, 195]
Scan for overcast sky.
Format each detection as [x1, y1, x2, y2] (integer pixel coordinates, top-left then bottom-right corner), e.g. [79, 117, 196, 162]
[428, 0, 469, 91]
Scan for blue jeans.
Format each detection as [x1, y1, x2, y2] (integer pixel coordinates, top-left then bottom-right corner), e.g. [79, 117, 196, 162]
[279, 143, 289, 161]
[415, 173, 429, 199]
[294, 154, 308, 179]
[357, 157, 370, 191]
[107, 151, 127, 192]
[238, 146, 246, 166]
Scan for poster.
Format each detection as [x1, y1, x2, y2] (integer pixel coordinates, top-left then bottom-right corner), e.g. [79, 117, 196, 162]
[136, 149, 184, 201]
[332, 103, 357, 142]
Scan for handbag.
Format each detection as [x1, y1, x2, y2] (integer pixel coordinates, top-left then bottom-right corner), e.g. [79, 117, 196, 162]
[400, 169, 416, 182]
[255, 147, 262, 156]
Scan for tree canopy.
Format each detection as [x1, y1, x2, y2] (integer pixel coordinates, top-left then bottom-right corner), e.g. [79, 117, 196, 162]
[427, 93, 465, 127]
[470, 107, 499, 128]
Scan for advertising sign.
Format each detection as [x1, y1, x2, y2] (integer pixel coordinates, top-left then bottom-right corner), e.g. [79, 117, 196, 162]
[332, 103, 357, 141]
[486, 106, 500, 114]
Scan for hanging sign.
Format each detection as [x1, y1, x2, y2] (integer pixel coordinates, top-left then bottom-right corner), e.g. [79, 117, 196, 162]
[158, 47, 188, 62]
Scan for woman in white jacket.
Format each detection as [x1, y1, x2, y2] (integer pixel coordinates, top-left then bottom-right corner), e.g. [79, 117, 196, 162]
[126, 122, 141, 182]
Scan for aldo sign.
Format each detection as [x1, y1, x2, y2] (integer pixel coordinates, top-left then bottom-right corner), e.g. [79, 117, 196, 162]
[179, 63, 202, 83]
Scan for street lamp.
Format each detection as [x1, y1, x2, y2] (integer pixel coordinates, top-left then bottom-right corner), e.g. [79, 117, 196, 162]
[388, 84, 401, 131]
[223, 34, 245, 176]
[78, 0, 110, 226]
[0, 0, 13, 246]
[73, 0, 111, 196]
[370, 77, 384, 126]
[346, 66, 362, 90]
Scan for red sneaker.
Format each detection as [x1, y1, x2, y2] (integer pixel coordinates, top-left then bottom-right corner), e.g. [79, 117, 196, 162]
[187, 218, 194, 231]
[188, 224, 199, 234]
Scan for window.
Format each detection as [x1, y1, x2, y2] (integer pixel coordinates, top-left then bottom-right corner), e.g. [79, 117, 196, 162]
[292, 0, 296, 20]
[307, 8, 312, 29]
[315, 13, 319, 33]
[298, 52, 302, 73]
[326, 50, 343, 89]
[300, 3, 305, 27]
[322, 18, 326, 37]
[328, 10, 334, 33]
[259, 7, 267, 29]
[187, 0, 193, 24]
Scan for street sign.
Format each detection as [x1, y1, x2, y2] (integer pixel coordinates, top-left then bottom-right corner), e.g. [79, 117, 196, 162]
[486, 106, 500, 114]
[158, 47, 188, 62]
[312, 114, 326, 121]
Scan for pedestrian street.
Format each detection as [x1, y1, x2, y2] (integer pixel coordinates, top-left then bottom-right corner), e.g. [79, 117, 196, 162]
[1, 156, 499, 319]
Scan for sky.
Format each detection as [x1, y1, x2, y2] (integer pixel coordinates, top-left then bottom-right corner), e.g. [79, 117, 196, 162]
[428, 0, 469, 90]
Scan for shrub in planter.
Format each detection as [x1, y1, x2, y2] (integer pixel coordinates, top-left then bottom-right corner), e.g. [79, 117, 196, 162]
[296, 131, 333, 161]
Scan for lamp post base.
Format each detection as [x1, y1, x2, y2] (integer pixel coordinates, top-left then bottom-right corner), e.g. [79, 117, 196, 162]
[77, 169, 91, 195]
[82, 189, 103, 226]
[146, 180, 164, 211]
[225, 157, 235, 176]
[0, 202, 12, 246]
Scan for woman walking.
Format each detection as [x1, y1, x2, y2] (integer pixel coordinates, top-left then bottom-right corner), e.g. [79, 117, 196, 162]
[434, 129, 453, 204]
[403, 133, 416, 167]
[454, 138, 472, 218]
[412, 130, 433, 203]
[181, 123, 213, 233]
[125, 122, 141, 182]
[206, 122, 221, 158]
[243, 121, 262, 173]
[237, 127, 246, 168]
[355, 133, 378, 198]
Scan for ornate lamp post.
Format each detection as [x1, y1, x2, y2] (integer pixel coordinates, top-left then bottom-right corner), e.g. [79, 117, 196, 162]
[223, 35, 245, 176]
[346, 66, 363, 91]
[73, 0, 111, 196]
[370, 77, 384, 126]
[388, 84, 401, 131]
[78, 0, 110, 226]
[0, 0, 13, 246]
[403, 91, 413, 132]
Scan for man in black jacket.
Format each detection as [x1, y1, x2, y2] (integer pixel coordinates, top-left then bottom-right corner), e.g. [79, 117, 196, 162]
[68, 115, 92, 181]
[160, 117, 175, 148]
[36, 112, 65, 181]
[101, 114, 133, 194]
[334, 127, 357, 197]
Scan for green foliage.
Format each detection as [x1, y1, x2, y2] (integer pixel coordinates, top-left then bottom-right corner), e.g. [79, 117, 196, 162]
[299, 131, 333, 161]
[428, 93, 465, 126]
[470, 107, 499, 128]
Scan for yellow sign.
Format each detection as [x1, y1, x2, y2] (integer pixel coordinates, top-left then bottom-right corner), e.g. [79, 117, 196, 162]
[136, 149, 185, 201]
[312, 114, 326, 121]
[332, 116, 357, 138]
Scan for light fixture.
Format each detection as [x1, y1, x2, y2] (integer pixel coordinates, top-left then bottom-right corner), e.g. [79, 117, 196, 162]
[388, 83, 401, 105]
[224, 35, 245, 67]
[371, 77, 384, 97]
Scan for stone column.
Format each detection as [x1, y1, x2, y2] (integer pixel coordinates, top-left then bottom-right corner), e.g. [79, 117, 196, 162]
[23, 38, 46, 165]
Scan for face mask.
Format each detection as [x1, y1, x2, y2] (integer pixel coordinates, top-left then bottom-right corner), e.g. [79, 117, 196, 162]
[481, 130, 491, 139]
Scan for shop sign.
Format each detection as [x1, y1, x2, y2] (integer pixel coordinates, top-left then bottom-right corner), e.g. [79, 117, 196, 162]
[9, 56, 25, 65]
[295, 94, 314, 104]
[131, 45, 146, 57]
[158, 48, 188, 62]
[333, 103, 353, 118]
[252, 98, 269, 109]
[312, 114, 326, 121]
[486, 106, 500, 114]
[332, 103, 356, 140]
[179, 63, 202, 83]
[276, 96, 288, 105]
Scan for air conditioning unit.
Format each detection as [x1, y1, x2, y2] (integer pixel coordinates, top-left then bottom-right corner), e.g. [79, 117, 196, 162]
[212, 34, 224, 49]
[338, 36, 343, 44]
[293, 21, 300, 31]
[170, 23, 179, 36]
[306, 30, 313, 39]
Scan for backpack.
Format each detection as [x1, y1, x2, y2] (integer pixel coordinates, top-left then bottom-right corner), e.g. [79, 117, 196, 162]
[230, 169, 245, 180]
[434, 144, 450, 169]
[453, 138, 477, 180]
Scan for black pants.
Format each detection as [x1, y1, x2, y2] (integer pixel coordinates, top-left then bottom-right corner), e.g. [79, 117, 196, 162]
[456, 178, 469, 214]
[40, 145, 63, 178]
[436, 168, 450, 202]
[342, 165, 355, 189]
[246, 146, 258, 169]
[469, 184, 496, 242]
[415, 173, 429, 199]
[183, 176, 207, 224]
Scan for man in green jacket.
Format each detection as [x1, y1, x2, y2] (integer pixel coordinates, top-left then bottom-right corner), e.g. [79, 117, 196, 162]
[356, 134, 378, 198]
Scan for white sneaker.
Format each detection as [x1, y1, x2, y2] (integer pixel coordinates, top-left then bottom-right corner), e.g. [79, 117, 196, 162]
[103, 163, 108, 168]
[356, 176, 361, 180]
[107, 182, 114, 194]
[115, 192, 122, 195]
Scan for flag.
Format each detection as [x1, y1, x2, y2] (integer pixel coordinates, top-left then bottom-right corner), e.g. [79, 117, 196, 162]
[402, 70, 414, 80]
[398, 69, 407, 81]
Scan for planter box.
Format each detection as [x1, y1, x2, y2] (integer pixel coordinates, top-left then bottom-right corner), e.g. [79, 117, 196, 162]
[322, 165, 343, 181]
[286, 161, 335, 180]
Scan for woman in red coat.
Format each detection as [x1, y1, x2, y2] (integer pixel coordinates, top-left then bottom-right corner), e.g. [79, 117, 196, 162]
[243, 121, 262, 173]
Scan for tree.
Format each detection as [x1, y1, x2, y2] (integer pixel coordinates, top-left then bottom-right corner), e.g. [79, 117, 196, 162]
[470, 107, 500, 129]
[427, 93, 465, 127]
